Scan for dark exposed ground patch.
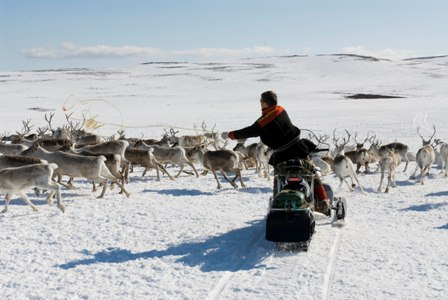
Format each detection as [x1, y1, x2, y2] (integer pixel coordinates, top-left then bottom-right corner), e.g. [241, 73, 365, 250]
[345, 93, 405, 99]
[28, 107, 55, 112]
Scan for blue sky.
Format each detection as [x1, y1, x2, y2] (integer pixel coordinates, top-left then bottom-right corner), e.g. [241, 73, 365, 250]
[1, 0, 447, 71]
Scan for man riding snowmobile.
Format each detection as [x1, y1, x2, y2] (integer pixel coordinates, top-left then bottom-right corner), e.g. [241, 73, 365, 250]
[221, 90, 330, 214]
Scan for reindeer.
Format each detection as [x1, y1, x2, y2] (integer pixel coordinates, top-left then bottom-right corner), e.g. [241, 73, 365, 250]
[7, 119, 36, 146]
[233, 140, 260, 174]
[194, 146, 246, 189]
[369, 138, 409, 172]
[0, 163, 64, 213]
[410, 126, 436, 184]
[20, 144, 130, 198]
[142, 133, 171, 147]
[256, 143, 273, 180]
[345, 132, 374, 173]
[0, 136, 28, 156]
[167, 128, 209, 148]
[68, 150, 126, 193]
[377, 149, 401, 193]
[308, 132, 332, 176]
[133, 141, 199, 178]
[44, 112, 71, 140]
[311, 156, 332, 176]
[434, 139, 448, 176]
[75, 140, 131, 183]
[0, 155, 44, 170]
[124, 148, 174, 181]
[331, 130, 364, 192]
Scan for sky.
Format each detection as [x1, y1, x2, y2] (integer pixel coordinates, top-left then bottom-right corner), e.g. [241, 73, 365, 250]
[1, 0, 447, 71]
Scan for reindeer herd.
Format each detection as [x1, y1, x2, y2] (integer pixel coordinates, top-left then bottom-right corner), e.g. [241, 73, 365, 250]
[0, 113, 447, 214]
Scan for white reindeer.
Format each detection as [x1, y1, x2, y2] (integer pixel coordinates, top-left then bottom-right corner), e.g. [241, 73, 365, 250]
[377, 149, 401, 193]
[434, 139, 448, 176]
[255, 143, 273, 180]
[0, 163, 64, 213]
[410, 126, 436, 184]
[332, 130, 364, 192]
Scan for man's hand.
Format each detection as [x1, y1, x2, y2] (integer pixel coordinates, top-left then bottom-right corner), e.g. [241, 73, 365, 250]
[221, 132, 229, 139]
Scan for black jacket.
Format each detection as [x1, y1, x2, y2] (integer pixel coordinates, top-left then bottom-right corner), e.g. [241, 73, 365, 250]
[229, 105, 308, 165]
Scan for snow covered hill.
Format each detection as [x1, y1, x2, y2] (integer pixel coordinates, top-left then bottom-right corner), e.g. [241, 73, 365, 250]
[0, 55, 447, 299]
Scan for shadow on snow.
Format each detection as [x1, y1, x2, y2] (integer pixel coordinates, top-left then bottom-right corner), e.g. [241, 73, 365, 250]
[435, 224, 448, 230]
[399, 202, 448, 212]
[142, 186, 271, 197]
[143, 188, 215, 196]
[58, 219, 272, 271]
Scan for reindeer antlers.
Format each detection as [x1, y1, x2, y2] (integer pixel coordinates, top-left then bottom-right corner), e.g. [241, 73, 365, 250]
[333, 129, 351, 148]
[417, 125, 436, 145]
[15, 119, 33, 137]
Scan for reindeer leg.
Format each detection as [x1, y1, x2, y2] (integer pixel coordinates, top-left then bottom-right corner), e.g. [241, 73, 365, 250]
[41, 182, 64, 212]
[46, 191, 55, 205]
[385, 171, 392, 193]
[154, 166, 161, 181]
[111, 179, 130, 197]
[2, 193, 12, 213]
[187, 161, 199, 177]
[356, 163, 362, 173]
[19, 191, 38, 212]
[354, 175, 365, 193]
[221, 171, 237, 188]
[157, 163, 174, 180]
[97, 179, 108, 198]
[175, 164, 184, 178]
[410, 164, 419, 180]
[377, 171, 384, 192]
[391, 169, 397, 188]
[236, 169, 246, 188]
[337, 176, 345, 190]
[365, 163, 371, 174]
[403, 157, 409, 172]
[211, 170, 222, 189]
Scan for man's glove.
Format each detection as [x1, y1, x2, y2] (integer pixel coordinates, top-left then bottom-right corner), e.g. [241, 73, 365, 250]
[221, 132, 229, 139]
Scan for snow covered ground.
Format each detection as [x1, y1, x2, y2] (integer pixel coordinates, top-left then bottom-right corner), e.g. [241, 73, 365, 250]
[0, 55, 447, 299]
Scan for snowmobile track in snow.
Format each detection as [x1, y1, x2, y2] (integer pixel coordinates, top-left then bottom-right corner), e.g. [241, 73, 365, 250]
[207, 229, 267, 300]
[322, 228, 343, 300]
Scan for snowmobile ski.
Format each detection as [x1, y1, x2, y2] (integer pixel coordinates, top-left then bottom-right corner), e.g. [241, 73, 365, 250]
[331, 197, 347, 227]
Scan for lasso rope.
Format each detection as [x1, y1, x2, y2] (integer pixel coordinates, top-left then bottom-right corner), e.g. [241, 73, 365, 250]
[61, 95, 204, 132]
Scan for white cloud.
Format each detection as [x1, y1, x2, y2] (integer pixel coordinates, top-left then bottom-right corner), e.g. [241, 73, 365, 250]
[172, 47, 275, 57]
[21, 43, 166, 59]
[341, 46, 416, 60]
[21, 43, 277, 59]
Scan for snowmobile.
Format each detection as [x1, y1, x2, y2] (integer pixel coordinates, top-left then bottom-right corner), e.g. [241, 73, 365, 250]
[265, 158, 347, 251]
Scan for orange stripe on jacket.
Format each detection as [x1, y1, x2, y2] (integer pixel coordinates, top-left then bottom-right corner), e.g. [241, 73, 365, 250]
[258, 106, 284, 127]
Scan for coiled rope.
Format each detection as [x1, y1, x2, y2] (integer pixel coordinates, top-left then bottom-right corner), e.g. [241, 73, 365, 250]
[61, 95, 204, 132]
